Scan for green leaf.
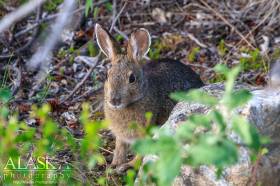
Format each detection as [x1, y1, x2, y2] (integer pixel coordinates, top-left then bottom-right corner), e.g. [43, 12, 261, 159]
[0, 106, 9, 118]
[214, 64, 241, 95]
[133, 136, 176, 155]
[85, 0, 93, 16]
[93, 7, 100, 19]
[105, 2, 112, 11]
[0, 88, 11, 103]
[211, 110, 226, 132]
[222, 89, 252, 109]
[133, 136, 182, 186]
[156, 149, 182, 186]
[187, 135, 238, 167]
[225, 66, 240, 95]
[214, 64, 230, 75]
[176, 114, 212, 141]
[170, 90, 218, 106]
[176, 121, 196, 140]
[125, 169, 136, 186]
[232, 116, 261, 151]
[43, 121, 58, 137]
[188, 114, 211, 128]
[15, 129, 35, 142]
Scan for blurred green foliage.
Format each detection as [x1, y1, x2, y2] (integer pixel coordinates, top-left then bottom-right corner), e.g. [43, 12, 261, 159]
[85, 0, 93, 16]
[0, 88, 107, 185]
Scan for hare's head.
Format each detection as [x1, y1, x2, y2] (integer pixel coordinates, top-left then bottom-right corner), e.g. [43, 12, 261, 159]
[95, 24, 151, 109]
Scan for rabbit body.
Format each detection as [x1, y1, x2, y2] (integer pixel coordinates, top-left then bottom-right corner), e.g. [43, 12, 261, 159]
[95, 24, 204, 169]
[105, 59, 203, 142]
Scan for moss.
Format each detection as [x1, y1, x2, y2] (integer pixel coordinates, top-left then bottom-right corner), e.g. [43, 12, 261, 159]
[44, 0, 64, 12]
[148, 34, 184, 60]
[239, 49, 267, 72]
[271, 48, 280, 61]
[209, 74, 226, 83]
[218, 40, 228, 57]
[148, 39, 162, 60]
[188, 47, 200, 63]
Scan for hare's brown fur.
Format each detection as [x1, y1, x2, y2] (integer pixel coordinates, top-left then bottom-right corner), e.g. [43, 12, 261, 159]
[95, 24, 204, 170]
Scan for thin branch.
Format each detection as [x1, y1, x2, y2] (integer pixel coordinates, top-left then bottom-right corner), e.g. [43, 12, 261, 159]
[0, 0, 46, 33]
[113, 26, 129, 40]
[109, 1, 128, 32]
[72, 86, 103, 103]
[11, 59, 22, 96]
[15, 6, 42, 53]
[60, 54, 101, 103]
[14, 0, 109, 38]
[111, 0, 117, 30]
[27, 0, 76, 70]
[185, 32, 207, 48]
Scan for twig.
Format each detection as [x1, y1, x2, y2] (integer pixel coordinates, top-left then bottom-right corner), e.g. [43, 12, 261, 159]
[74, 55, 100, 68]
[113, 26, 129, 40]
[184, 62, 214, 71]
[0, 0, 46, 33]
[15, 6, 42, 53]
[98, 146, 113, 154]
[199, 0, 255, 49]
[111, 0, 117, 31]
[63, 66, 94, 103]
[72, 86, 103, 103]
[61, 54, 101, 103]
[184, 32, 207, 48]
[109, 1, 128, 32]
[10, 59, 22, 96]
[0, 54, 15, 60]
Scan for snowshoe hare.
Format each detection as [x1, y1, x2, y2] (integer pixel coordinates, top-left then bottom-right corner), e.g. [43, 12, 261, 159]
[95, 24, 204, 172]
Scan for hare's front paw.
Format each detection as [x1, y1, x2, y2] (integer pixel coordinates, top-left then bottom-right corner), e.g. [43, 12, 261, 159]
[111, 154, 127, 168]
[110, 160, 123, 168]
[111, 138, 128, 167]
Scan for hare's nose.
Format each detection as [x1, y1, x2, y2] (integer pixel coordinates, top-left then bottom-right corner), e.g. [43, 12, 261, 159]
[110, 97, 121, 106]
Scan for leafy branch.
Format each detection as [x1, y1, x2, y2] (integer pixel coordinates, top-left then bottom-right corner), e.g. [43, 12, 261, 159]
[133, 64, 267, 186]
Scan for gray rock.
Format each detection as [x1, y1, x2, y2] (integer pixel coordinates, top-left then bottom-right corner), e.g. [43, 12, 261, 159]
[137, 83, 280, 186]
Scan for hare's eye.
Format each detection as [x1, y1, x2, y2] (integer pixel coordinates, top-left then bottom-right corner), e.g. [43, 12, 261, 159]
[129, 73, 136, 83]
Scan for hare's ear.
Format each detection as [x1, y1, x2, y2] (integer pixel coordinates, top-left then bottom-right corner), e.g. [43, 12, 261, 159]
[95, 24, 117, 60]
[127, 28, 151, 62]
